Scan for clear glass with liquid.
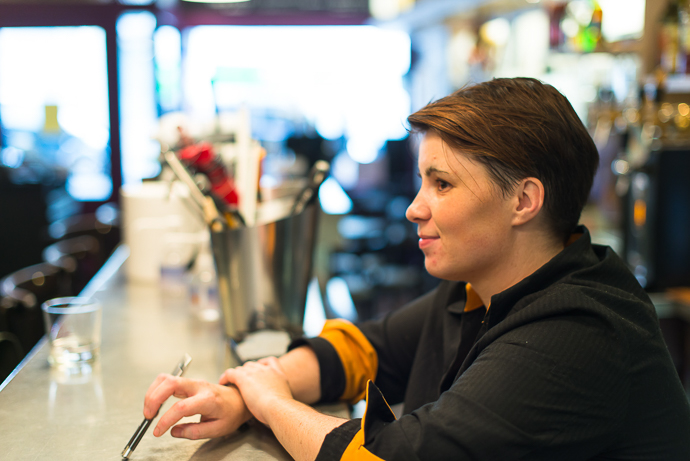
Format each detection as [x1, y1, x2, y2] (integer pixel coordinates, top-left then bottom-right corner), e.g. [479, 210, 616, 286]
[41, 297, 102, 366]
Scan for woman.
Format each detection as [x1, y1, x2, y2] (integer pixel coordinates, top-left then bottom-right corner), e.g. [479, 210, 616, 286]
[143, 78, 690, 460]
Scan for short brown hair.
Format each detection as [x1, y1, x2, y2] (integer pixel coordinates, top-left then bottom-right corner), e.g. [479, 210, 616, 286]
[407, 77, 599, 242]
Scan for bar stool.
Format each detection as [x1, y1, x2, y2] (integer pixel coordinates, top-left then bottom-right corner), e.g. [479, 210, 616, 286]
[42, 235, 102, 295]
[0, 262, 71, 358]
[0, 293, 23, 383]
[47, 202, 121, 262]
[0, 330, 24, 384]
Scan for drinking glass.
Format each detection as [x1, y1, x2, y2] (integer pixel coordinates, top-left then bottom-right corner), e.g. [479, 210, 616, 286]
[41, 297, 102, 366]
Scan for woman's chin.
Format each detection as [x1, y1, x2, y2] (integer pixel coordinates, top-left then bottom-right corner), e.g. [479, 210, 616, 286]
[424, 261, 467, 282]
[424, 262, 447, 280]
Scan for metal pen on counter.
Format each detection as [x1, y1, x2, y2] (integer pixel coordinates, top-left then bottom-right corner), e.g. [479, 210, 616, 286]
[121, 354, 193, 459]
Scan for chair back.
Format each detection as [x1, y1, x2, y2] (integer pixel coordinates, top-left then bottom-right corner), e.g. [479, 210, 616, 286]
[47, 203, 121, 261]
[43, 235, 101, 294]
[0, 262, 70, 355]
[0, 331, 24, 384]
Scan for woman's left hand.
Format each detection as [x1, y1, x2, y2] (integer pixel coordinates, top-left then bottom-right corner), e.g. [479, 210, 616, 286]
[219, 357, 293, 427]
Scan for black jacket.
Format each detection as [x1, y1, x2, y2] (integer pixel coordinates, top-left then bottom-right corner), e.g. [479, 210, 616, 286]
[295, 227, 690, 460]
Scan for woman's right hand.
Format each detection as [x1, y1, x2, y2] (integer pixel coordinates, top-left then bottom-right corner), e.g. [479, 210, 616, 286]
[143, 374, 252, 440]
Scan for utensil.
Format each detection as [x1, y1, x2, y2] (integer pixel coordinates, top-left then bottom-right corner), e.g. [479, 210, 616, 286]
[121, 354, 192, 459]
[163, 150, 227, 232]
[290, 160, 330, 216]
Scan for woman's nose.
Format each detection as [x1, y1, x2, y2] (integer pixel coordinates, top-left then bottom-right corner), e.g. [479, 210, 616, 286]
[406, 191, 429, 223]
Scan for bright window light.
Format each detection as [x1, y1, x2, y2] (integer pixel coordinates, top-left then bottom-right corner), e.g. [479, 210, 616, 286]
[0, 26, 111, 201]
[154, 26, 182, 113]
[319, 177, 353, 215]
[1, 146, 24, 168]
[481, 18, 511, 47]
[303, 277, 326, 337]
[67, 172, 112, 201]
[184, 25, 410, 148]
[599, 0, 645, 42]
[326, 277, 358, 322]
[332, 150, 359, 190]
[346, 137, 383, 165]
[118, 11, 161, 185]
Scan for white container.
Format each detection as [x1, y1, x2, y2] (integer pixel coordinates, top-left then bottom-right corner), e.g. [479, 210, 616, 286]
[120, 181, 205, 283]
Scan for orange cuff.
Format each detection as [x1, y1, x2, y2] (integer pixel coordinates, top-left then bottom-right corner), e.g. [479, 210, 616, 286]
[341, 381, 396, 460]
[319, 319, 378, 403]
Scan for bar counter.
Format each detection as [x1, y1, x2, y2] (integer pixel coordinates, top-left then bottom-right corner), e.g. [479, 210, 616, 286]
[0, 246, 346, 460]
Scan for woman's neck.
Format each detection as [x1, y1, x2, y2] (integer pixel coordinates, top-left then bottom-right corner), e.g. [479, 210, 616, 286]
[471, 229, 565, 308]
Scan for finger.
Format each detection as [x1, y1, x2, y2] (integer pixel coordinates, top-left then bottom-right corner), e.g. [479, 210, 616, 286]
[261, 356, 283, 373]
[143, 373, 174, 414]
[170, 419, 230, 440]
[238, 361, 266, 374]
[143, 374, 179, 419]
[144, 373, 171, 402]
[219, 368, 234, 385]
[219, 367, 242, 386]
[145, 377, 196, 420]
[153, 393, 213, 437]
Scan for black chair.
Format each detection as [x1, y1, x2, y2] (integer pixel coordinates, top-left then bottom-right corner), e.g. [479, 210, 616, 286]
[0, 295, 23, 383]
[47, 202, 121, 263]
[0, 331, 24, 384]
[43, 235, 102, 295]
[0, 262, 71, 359]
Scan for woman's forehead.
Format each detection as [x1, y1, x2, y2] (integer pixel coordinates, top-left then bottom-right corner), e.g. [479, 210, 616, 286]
[418, 133, 479, 174]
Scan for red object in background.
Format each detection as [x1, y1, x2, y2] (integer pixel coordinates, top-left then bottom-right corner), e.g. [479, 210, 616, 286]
[548, 3, 567, 50]
[178, 142, 239, 206]
[178, 142, 215, 168]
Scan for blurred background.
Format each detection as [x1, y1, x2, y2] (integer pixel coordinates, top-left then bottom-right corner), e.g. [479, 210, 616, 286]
[0, 0, 689, 385]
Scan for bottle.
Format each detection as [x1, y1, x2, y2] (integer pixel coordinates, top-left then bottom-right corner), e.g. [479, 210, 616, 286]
[679, 0, 690, 73]
[548, 2, 567, 50]
[661, 1, 681, 74]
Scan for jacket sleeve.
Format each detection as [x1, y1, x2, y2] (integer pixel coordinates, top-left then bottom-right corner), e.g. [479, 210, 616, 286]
[357, 288, 436, 405]
[288, 287, 437, 405]
[316, 310, 628, 461]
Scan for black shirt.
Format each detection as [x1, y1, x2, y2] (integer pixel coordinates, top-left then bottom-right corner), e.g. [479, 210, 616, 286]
[295, 227, 690, 460]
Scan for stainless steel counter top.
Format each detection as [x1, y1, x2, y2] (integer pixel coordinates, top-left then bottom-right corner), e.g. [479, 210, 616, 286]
[0, 246, 346, 460]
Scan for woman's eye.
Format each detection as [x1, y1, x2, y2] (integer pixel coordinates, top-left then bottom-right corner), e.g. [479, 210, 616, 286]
[436, 179, 450, 191]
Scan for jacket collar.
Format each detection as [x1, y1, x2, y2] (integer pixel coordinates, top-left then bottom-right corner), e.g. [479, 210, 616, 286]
[484, 225, 597, 327]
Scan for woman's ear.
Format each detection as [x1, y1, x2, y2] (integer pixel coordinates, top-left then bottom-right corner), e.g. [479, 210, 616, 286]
[512, 177, 545, 227]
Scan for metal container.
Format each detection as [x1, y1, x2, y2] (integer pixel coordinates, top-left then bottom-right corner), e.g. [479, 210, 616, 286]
[210, 203, 319, 341]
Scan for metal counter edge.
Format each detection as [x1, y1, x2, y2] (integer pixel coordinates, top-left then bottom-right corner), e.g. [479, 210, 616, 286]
[0, 244, 130, 392]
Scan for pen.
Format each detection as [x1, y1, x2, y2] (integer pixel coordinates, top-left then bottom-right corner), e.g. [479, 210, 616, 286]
[121, 353, 193, 459]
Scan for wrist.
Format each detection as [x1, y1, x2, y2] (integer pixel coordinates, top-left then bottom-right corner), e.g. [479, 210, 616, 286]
[261, 394, 301, 428]
[222, 383, 253, 424]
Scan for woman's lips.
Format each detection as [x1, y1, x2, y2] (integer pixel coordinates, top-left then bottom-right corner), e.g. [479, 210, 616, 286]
[418, 236, 439, 249]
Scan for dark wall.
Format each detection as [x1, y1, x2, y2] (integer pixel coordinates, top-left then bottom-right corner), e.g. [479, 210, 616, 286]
[0, 173, 48, 279]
